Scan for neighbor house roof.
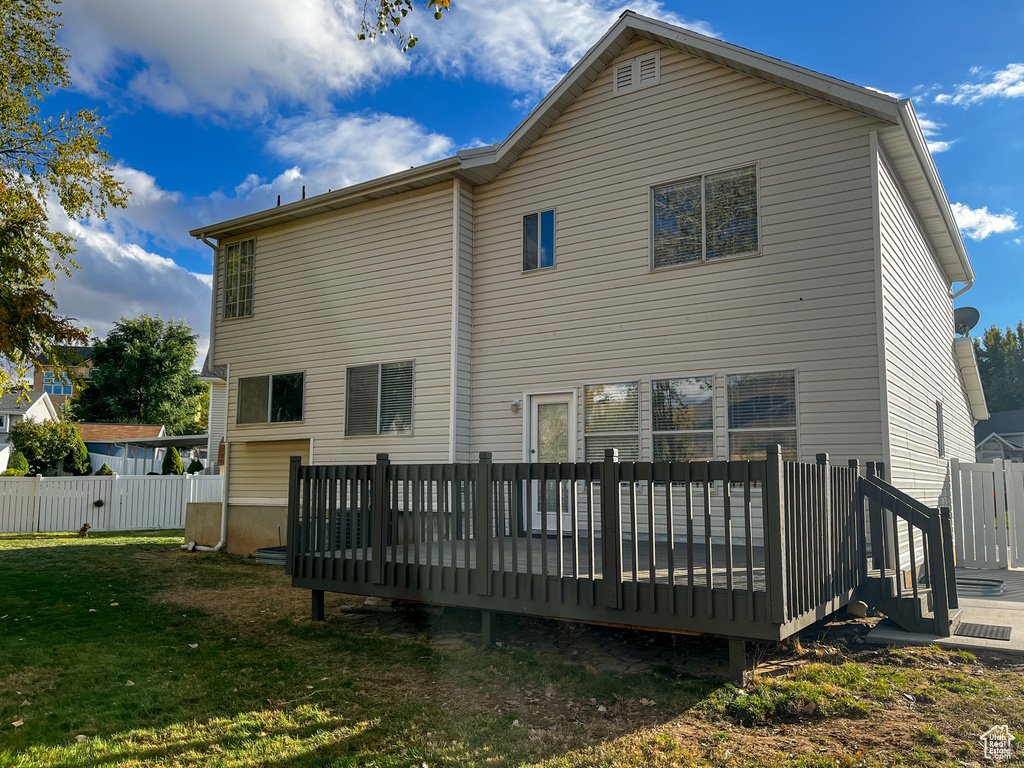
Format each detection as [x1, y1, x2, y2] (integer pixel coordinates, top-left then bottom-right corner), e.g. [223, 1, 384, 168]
[0, 390, 47, 414]
[74, 423, 166, 442]
[189, 12, 972, 292]
[37, 346, 94, 366]
[975, 410, 1024, 443]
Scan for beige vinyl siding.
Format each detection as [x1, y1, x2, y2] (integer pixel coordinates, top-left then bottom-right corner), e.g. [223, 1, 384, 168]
[470, 40, 886, 466]
[876, 149, 974, 506]
[228, 439, 309, 505]
[207, 381, 227, 459]
[217, 184, 454, 466]
[454, 181, 475, 461]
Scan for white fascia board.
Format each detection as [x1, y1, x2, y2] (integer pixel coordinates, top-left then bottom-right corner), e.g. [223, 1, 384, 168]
[954, 337, 990, 421]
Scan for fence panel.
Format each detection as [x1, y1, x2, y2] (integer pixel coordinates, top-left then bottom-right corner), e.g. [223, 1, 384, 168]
[1006, 462, 1024, 568]
[950, 458, 1010, 569]
[36, 477, 102, 532]
[188, 475, 224, 503]
[114, 476, 187, 529]
[0, 477, 37, 533]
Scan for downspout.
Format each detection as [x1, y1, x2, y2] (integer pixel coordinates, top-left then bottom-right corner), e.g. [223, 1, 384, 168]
[191, 234, 227, 552]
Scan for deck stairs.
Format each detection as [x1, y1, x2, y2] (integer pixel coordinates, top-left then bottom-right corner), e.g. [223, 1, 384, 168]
[857, 573, 961, 636]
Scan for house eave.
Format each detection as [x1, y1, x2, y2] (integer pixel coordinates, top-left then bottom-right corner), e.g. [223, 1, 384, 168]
[954, 337, 990, 421]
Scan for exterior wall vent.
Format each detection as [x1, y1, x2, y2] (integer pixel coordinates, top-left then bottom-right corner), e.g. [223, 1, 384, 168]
[613, 50, 661, 95]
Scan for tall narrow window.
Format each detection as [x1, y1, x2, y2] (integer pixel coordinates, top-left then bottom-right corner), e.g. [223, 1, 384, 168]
[224, 238, 255, 318]
[346, 361, 414, 436]
[936, 401, 945, 458]
[584, 382, 639, 461]
[523, 209, 555, 271]
[727, 371, 796, 461]
[237, 372, 304, 424]
[652, 376, 715, 461]
[653, 165, 758, 269]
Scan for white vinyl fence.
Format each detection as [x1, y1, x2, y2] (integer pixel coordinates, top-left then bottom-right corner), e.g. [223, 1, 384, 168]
[0, 473, 223, 534]
[950, 458, 1024, 569]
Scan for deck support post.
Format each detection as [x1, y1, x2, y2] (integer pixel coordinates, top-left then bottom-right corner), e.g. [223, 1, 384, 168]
[312, 589, 325, 622]
[481, 608, 495, 647]
[600, 449, 623, 610]
[727, 639, 751, 686]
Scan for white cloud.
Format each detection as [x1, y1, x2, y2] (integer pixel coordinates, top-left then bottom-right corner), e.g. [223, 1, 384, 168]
[916, 115, 956, 154]
[60, 0, 713, 115]
[951, 202, 1019, 240]
[935, 63, 1024, 106]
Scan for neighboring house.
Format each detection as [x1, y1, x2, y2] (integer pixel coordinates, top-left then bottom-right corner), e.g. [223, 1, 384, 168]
[199, 351, 228, 473]
[32, 346, 95, 407]
[190, 12, 988, 553]
[74, 423, 166, 474]
[975, 410, 1024, 463]
[0, 391, 59, 472]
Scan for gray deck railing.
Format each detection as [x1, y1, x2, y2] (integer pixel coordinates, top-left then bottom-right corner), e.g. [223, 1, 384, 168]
[287, 446, 903, 640]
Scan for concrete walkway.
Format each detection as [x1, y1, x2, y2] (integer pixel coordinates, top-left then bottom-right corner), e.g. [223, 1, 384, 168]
[867, 567, 1024, 653]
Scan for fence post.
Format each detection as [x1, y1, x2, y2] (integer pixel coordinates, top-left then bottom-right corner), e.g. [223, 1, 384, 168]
[763, 445, 788, 624]
[181, 471, 190, 527]
[106, 472, 115, 530]
[600, 448, 622, 610]
[371, 453, 390, 585]
[475, 452, 494, 596]
[928, 509, 952, 636]
[286, 456, 302, 576]
[816, 453, 833, 600]
[33, 475, 43, 533]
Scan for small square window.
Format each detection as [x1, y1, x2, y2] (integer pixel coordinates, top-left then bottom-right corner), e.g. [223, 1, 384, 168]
[236, 373, 303, 424]
[727, 371, 797, 461]
[345, 361, 414, 436]
[523, 209, 555, 271]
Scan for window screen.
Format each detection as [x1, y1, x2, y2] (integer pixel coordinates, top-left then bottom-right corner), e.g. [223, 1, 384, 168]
[584, 382, 639, 461]
[523, 210, 555, 271]
[653, 165, 758, 268]
[652, 376, 715, 461]
[727, 371, 796, 461]
[237, 373, 303, 424]
[346, 362, 414, 436]
[237, 376, 270, 424]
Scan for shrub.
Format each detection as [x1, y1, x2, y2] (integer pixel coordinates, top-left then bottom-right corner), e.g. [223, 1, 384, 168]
[63, 429, 92, 476]
[2, 468, 27, 476]
[8, 450, 29, 474]
[186, 459, 204, 474]
[11, 420, 83, 475]
[162, 446, 183, 476]
[95, 463, 114, 476]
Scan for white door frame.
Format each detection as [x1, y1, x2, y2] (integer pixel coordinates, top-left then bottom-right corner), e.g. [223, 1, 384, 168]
[522, 391, 577, 463]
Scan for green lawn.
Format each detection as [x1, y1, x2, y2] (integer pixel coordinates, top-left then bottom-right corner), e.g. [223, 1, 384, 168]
[1, 531, 1022, 767]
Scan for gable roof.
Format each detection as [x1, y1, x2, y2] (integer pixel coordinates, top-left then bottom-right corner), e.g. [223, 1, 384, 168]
[0, 390, 47, 414]
[976, 432, 1024, 451]
[74, 423, 166, 442]
[975, 409, 1024, 443]
[37, 346, 94, 366]
[190, 12, 972, 290]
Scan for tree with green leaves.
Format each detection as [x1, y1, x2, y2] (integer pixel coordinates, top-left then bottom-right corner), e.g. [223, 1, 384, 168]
[65, 315, 207, 435]
[359, 0, 450, 51]
[10, 418, 81, 475]
[186, 459, 204, 474]
[162, 447, 183, 476]
[1, 0, 128, 392]
[63, 427, 90, 475]
[975, 323, 1024, 413]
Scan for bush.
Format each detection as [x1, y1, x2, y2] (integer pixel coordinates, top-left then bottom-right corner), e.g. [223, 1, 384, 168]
[95, 463, 113, 476]
[8, 450, 29, 474]
[2, 468, 27, 476]
[63, 429, 92, 476]
[11, 420, 83, 475]
[186, 459, 204, 474]
[162, 446, 183, 476]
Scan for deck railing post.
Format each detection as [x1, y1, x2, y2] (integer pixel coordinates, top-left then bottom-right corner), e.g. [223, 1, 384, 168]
[476, 452, 494, 596]
[600, 448, 623, 610]
[816, 453, 833, 601]
[371, 453, 390, 585]
[939, 505, 958, 610]
[287, 456, 301, 576]
[763, 445, 788, 624]
[928, 508, 952, 635]
[849, 459, 866, 582]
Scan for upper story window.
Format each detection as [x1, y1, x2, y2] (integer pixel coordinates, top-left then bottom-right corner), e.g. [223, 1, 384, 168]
[652, 376, 715, 461]
[0, 414, 8, 431]
[224, 238, 255, 319]
[523, 209, 555, 271]
[727, 370, 796, 461]
[652, 164, 759, 269]
[345, 361, 414, 436]
[936, 401, 945, 458]
[613, 50, 661, 95]
[584, 382, 639, 461]
[237, 372, 304, 424]
[43, 371, 73, 396]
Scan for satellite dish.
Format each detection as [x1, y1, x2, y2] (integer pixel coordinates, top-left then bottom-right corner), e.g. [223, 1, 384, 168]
[954, 306, 980, 336]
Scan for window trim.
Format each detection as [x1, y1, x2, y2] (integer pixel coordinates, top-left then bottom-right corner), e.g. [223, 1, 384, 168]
[649, 161, 762, 272]
[583, 380, 641, 461]
[223, 237, 256, 320]
[235, 370, 306, 425]
[725, 368, 799, 462]
[344, 360, 416, 438]
[651, 374, 716, 462]
[521, 207, 557, 272]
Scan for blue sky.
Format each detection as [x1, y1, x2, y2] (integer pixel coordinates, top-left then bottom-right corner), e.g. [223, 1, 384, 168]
[46, 0, 1024, 361]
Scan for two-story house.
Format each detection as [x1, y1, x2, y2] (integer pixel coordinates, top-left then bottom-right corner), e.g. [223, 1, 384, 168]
[189, 12, 987, 554]
[32, 346, 95, 408]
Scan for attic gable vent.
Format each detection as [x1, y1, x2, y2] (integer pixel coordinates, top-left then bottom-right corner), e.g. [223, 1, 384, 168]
[613, 50, 661, 95]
